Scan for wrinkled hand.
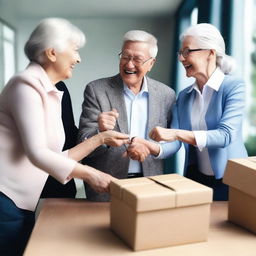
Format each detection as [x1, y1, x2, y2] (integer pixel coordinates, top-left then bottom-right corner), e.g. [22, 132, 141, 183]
[100, 130, 130, 147]
[149, 126, 177, 142]
[86, 168, 116, 193]
[125, 137, 151, 162]
[98, 108, 119, 131]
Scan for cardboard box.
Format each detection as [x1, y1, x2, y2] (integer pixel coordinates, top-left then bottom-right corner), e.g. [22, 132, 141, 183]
[110, 174, 213, 251]
[223, 157, 256, 233]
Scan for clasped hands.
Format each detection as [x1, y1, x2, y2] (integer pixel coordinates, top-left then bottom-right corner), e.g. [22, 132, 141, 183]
[98, 109, 179, 162]
[123, 137, 152, 162]
[98, 109, 153, 162]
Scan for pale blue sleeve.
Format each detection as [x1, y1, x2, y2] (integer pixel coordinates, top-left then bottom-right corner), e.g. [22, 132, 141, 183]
[206, 81, 245, 148]
[158, 102, 182, 159]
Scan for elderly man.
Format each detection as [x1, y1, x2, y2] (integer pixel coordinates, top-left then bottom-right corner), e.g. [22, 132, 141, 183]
[78, 30, 176, 201]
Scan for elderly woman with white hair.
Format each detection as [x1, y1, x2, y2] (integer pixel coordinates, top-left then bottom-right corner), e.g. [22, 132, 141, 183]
[0, 18, 129, 255]
[150, 23, 247, 201]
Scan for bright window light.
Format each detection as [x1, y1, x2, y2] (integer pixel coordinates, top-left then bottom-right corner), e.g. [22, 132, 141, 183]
[0, 21, 16, 90]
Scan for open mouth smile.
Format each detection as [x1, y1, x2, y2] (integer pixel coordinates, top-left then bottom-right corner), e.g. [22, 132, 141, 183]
[124, 70, 137, 75]
[184, 64, 192, 70]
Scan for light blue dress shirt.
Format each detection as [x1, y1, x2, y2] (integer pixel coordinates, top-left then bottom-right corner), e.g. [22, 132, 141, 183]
[123, 78, 149, 174]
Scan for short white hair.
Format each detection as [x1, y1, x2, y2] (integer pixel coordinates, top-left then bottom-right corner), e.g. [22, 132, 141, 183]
[123, 30, 158, 58]
[180, 23, 236, 74]
[24, 18, 86, 64]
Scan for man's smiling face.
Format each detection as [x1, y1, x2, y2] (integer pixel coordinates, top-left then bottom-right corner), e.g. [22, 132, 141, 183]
[119, 41, 155, 90]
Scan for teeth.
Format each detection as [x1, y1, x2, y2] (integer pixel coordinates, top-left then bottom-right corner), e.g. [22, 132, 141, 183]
[125, 70, 136, 74]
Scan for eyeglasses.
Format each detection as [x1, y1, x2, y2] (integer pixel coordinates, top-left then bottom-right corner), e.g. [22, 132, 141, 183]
[177, 48, 208, 58]
[118, 52, 153, 66]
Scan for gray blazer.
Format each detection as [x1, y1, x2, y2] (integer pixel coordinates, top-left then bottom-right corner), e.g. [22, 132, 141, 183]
[78, 74, 176, 201]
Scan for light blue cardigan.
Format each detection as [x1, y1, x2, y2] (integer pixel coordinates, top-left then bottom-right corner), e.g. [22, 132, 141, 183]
[161, 75, 248, 179]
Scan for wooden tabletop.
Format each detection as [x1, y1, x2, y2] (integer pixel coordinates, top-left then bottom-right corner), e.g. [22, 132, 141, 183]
[24, 199, 256, 256]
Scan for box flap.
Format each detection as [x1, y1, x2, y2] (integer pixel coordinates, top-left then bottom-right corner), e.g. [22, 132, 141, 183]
[150, 175, 212, 207]
[149, 173, 184, 182]
[223, 158, 256, 197]
[110, 174, 212, 212]
[110, 177, 153, 200]
[123, 182, 176, 212]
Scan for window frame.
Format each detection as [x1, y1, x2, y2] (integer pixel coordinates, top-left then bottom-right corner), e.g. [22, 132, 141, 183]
[0, 18, 16, 90]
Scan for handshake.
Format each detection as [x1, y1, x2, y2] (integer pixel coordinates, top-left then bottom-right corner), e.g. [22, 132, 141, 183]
[123, 136, 160, 162]
[98, 109, 161, 162]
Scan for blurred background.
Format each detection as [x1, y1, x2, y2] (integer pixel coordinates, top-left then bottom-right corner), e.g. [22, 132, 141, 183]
[0, 0, 255, 177]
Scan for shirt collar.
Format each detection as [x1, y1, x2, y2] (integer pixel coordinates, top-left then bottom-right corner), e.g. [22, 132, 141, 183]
[123, 76, 149, 95]
[187, 67, 225, 93]
[205, 67, 225, 91]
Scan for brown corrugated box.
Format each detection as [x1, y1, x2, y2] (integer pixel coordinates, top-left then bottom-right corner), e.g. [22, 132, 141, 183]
[110, 174, 213, 251]
[223, 157, 256, 233]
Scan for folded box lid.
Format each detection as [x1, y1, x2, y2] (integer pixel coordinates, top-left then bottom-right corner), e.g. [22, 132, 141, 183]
[150, 175, 212, 208]
[110, 174, 212, 212]
[223, 157, 256, 198]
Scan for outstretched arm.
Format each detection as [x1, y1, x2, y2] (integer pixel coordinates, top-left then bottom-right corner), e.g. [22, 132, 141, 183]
[68, 130, 129, 161]
[149, 127, 196, 146]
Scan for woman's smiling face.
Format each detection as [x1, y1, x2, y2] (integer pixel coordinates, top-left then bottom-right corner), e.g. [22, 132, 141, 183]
[53, 42, 81, 81]
[179, 36, 212, 81]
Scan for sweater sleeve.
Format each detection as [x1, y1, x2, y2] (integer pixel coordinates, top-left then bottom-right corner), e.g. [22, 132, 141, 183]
[9, 82, 77, 184]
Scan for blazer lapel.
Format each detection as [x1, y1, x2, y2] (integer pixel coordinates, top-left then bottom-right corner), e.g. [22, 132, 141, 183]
[105, 75, 129, 134]
[147, 78, 162, 139]
[183, 88, 195, 131]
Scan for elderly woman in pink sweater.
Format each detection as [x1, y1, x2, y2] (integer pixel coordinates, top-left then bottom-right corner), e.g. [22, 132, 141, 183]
[0, 18, 129, 255]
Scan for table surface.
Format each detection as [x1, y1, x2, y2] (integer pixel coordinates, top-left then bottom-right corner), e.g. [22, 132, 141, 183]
[24, 199, 256, 256]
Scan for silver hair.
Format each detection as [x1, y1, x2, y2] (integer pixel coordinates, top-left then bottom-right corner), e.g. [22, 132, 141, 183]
[24, 18, 86, 64]
[180, 23, 236, 74]
[123, 30, 158, 58]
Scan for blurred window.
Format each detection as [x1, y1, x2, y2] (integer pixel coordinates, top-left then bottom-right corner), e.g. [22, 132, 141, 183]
[239, 0, 256, 155]
[0, 20, 16, 90]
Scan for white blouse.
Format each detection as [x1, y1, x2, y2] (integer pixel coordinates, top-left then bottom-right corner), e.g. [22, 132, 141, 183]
[191, 67, 225, 176]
